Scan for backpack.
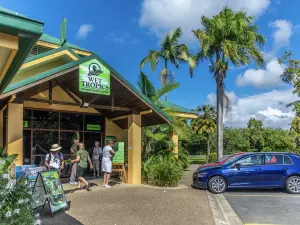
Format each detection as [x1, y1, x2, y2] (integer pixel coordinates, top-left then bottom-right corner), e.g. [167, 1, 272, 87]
[46, 152, 63, 165]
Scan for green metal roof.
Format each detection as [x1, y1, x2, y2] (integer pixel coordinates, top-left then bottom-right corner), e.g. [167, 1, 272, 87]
[3, 53, 170, 123]
[39, 33, 91, 52]
[159, 100, 196, 115]
[0, 7, 44, 93]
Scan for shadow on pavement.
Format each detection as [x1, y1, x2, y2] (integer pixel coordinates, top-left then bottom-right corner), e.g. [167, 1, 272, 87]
[39, 202, 84, 225]
[226, 188, 286, 194]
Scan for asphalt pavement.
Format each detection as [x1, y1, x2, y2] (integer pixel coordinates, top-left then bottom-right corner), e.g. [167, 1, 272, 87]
[224, 189, 300, 225]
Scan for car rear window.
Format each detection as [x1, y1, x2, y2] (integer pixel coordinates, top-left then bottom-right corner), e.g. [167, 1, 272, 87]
[265, 154, 292, 165]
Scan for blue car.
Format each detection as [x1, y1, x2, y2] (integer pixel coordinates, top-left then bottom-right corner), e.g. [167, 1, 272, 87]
[192, 152, 300, 194]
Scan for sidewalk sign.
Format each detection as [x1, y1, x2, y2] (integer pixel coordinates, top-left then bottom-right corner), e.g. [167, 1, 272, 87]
[32, 170, 68, 217]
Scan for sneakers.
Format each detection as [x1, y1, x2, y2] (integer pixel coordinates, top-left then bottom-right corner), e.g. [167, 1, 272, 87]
[104, 185, 112, 188]
[69, 181, 78, 185]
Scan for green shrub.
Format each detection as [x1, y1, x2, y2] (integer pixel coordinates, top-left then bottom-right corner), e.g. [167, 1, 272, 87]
[178, 148, 190, 169]
[208, 153, 217, 163]
[0, 148, 39, 225]
[142, 154, 183, 187]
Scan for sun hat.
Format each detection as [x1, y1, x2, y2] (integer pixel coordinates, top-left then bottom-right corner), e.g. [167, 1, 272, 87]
[50, 144, 62, 152]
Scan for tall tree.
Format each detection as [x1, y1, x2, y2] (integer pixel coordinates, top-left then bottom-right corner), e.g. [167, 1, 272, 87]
[191, 105, 216, 158]
[140, 27, 195, 99]
[192, 7, 265, 160]
[247, 118, 264, 151]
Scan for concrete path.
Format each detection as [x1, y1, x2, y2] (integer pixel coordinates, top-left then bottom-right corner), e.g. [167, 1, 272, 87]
[40, 165, 214, 225]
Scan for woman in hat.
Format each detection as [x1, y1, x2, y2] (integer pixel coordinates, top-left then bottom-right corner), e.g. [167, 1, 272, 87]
[71, 143, 93, 191]
[45, 144, 64, 174]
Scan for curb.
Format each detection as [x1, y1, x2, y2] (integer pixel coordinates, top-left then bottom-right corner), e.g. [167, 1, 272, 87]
[206, 191, 243, 225]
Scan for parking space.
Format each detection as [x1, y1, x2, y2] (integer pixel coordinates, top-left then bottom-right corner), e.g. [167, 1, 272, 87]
[224, 189, 300, 225]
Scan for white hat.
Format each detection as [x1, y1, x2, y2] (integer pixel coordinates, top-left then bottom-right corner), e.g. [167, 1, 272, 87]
[50, 144, 62, 152]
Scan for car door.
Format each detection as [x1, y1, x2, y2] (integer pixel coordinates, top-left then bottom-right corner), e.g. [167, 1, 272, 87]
[262, 154, 293, 188]
[227, 154, 263, 188]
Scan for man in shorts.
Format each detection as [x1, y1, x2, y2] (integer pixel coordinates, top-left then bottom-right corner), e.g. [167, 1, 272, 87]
[102, 140, 115, 188]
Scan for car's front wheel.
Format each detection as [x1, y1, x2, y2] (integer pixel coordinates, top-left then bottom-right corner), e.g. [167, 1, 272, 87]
[208, 176, 227, 194]
[286, 176, 300, 194]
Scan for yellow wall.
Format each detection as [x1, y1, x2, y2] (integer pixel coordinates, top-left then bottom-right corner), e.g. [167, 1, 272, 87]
[105, 119, 128, 147]
[6, 103, 23, 166]
[11, 58, 71, 83]
[25, 86, 99, 114]
[171, 131, 179, 158]
[0, 110, 3, 148]
[127, 113, 141, 184]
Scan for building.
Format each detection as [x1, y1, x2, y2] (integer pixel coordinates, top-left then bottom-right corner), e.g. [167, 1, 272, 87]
[0, 8, 197, 184]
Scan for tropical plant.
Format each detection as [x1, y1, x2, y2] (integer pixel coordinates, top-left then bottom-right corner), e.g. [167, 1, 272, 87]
[0, 148, 40, 225]
[142, 153, 183, 187]
[191, 105, 216, 159]
[192, 7, 265, 160]
[140, 27, 195, 99]
[247, 118, 264, 151]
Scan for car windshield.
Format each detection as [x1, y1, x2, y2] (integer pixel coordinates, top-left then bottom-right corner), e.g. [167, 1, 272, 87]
[222, 155, 243, 166]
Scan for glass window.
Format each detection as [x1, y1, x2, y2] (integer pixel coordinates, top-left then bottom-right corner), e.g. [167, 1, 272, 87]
[236, 155, 263, 166]
[60, 132, 83, 155]
[265, 154, 292, 165]
[23, 130, 32, 165]
[85, 115, 104, 131]
[284, 155, 293, 165]
[60, 113, 83, 130]
[32, 110, 59, 129]
[23, 110, 32, 128]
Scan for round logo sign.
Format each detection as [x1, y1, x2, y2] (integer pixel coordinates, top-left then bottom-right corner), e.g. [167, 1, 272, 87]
[88, 63, 102, 76]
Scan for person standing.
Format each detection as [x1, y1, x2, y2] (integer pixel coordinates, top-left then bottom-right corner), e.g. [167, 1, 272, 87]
[71, 143, 93, 191]
[102, 139, 115, 188]
[70, 139, 79, 185]
[92, 141, 102, 177]
[45, 144, 64, 174]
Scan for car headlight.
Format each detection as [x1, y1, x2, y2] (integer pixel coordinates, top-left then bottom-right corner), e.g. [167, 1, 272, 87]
[197, 172, 207, 178]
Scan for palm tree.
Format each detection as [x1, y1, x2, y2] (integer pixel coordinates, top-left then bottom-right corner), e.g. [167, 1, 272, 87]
[140, 27, 196, 99]
[192, 7, 265, 160]
[191, 105, 216, 158]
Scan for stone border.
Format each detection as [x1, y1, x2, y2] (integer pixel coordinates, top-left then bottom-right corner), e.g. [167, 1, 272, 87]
[206, 191, 243, 225]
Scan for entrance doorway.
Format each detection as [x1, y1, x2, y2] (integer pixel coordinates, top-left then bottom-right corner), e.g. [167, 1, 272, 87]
[23, 109, 105, 166]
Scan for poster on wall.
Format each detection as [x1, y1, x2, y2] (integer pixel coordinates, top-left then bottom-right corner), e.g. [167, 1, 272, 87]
[112, 142, 124, 163]
[40, 170, 68, 214]
[79, 59, 110, 95]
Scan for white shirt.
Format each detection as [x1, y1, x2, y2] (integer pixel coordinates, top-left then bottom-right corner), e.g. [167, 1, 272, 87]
[92, 146, 102, 159]
[45, 152, 63, 170]
[103, 146, 113, 158]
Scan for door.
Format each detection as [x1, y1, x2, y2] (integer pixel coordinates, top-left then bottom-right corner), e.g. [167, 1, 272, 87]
[227, 154, 263, 188]
[262, 154, 293, 187]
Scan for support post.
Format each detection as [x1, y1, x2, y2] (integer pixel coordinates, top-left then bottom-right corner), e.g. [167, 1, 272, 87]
[0, 110, 3, 148]
[6, 103, 23, 166]
[127, 110, 141, 184]
[171, 131, 179, 158]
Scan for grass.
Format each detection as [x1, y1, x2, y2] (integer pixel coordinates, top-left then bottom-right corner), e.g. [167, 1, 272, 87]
[189, 157, 206, 165]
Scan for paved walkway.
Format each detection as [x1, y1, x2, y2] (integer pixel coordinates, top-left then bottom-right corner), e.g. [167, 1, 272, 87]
[41, 165, 214, 225]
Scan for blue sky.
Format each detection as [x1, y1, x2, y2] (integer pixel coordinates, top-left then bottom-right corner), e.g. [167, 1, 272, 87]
[1, 0, 299, 128]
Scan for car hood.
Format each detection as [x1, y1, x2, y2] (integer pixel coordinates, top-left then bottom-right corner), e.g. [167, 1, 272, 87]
[196, 165, 224, 173]
[199, 163, 220, 168]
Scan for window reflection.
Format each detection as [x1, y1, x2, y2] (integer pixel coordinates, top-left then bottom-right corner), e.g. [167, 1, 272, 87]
[32, 110, 59, 129]
[60, 113, 83, 130]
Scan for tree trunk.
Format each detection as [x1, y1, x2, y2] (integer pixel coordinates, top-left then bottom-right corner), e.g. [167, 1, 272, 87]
[207, 137, 211, 158]
[216, 78, 224, 161]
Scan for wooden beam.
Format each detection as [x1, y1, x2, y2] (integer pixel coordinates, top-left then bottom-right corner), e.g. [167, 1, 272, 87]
[55, 79, 81, 104]
[49, 81, 52, 105]
[111, 115, 129, 121]
[27, 98, 131, 112]
[90, 104, 131, 112]
[111, 91, 114, 111]
[140, 109, 152, 115]
[89, 95, 100, 104]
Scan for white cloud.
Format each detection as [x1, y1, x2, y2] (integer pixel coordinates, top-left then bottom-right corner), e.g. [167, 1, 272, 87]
[139, 0, 270, 41]
[264, 20, 293, 61]
[76, 24, 94, 39]
[236, 58, 285, 88]
[270, 20, 293, 47]
[106, 31, 138, 44]
[206, 89, 297, 129]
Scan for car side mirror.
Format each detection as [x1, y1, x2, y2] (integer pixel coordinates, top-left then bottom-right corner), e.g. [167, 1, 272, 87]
[234, 163, 241, 170]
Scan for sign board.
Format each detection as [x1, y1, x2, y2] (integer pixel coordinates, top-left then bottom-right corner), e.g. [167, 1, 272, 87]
[79, 59, 110, 95]
[23, 121, 29, 128]
[106, 136, 117, 144]
[112, 142, 124, 163]
[87, 124, 101, 131]
[32, 173, 47, 209]
[41, 170, 68, 213]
